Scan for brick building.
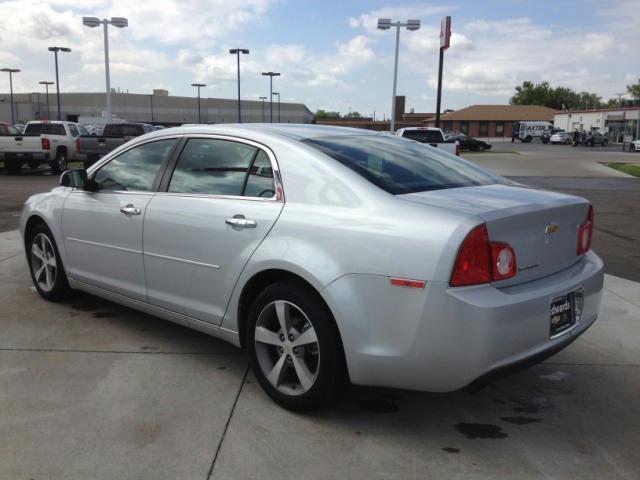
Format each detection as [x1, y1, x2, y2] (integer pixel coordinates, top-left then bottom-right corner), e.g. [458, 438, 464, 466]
[424, 104, 558, 138]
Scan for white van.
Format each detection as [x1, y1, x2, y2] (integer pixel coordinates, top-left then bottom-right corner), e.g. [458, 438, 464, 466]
[514, 121, 553, 142]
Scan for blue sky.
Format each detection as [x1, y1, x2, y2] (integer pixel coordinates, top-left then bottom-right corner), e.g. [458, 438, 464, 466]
[0, 0, 638, 118]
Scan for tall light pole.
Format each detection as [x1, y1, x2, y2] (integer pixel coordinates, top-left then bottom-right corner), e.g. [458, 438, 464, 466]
[82, 16, 128, 120]
[1, 68, 20, 124]
[149, 94, 154, 124]
[39, 81, 54, 120]
[259, 96, 267, 122]
[47, 47, 71, 120]
[273, 92, 281, 123]
[191, 83, 206, 123]
[377, 18, 420, 132]
[229, 48, 249, 123]
[261, 72, 280, 123]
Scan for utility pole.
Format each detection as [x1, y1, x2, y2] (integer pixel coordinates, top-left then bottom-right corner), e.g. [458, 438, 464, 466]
[435, 16, 451, 129]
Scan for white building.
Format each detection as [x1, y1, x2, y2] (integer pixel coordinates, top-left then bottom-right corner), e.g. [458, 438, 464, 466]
[554, 107, 640, 143]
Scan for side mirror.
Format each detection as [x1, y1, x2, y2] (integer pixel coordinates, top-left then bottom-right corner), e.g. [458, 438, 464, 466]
[60, 169, 98, 191]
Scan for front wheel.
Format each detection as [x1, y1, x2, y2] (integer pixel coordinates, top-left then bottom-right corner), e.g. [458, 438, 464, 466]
[27, 223, 72, 301]
[50, 149, 67, 174]
[248, 281, 345, 411]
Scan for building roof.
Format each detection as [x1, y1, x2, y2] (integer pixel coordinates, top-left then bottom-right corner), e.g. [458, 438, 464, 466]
[437, 104, 558, 121]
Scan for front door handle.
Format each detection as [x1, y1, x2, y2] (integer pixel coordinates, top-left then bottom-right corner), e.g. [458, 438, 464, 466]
[120, 204, 141, 216]
[225, 214, 257, 229]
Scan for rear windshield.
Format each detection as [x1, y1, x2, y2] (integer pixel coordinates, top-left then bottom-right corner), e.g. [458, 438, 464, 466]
[400, 129, 444, 143]
[24, 123, 66, 135]
[103, 124, 145, 136]
[302, 135, 505, 195]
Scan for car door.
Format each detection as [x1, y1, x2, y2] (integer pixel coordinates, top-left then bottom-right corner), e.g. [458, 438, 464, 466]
[142, 136, 284, 324]
[61, 137, 178, 300]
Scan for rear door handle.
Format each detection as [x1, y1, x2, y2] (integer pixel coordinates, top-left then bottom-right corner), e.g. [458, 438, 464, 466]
[120, 204, 141, 216]
[225, 215, 257, 229]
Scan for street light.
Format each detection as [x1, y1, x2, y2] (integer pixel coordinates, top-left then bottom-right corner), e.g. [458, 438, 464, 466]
[377, 18, 420, 132]
[229, 48, 249, 123]
[191, 83, 206, 123]
[149, 94, 154, 124]
[261, 72, 280, 123]
[39, 81, 54, 120]
[272, 92, 281, 123]
[1, 68, 20, 124]
[82, 16, 128, 120]
[259, 96, 267, 122]
[47, 47, 71, 120]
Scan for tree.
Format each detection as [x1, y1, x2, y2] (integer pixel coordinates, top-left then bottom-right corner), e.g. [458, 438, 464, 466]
[344, 111, 363, 119]
[627, 78, 640, 100]
[314, 109, 341, 119]
[510, 81, 603, 110]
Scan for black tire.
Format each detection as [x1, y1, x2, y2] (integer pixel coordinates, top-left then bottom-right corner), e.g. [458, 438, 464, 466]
[525, 136, 532, 143]
[50, 149, 67, 174]
[26, 222, 72, 302]
[5, 159, 22, 174]
[28, 160, 40, 170]
[602, 139, 608, 147]
[564, 139, 571, 145]
[247, 281, 345, 411]
[478, 145, 485, 152]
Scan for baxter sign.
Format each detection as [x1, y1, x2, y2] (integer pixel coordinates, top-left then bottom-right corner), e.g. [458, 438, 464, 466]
[440, 16, 451, 49]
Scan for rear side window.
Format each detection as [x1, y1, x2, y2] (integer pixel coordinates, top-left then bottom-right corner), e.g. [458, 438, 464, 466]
[303, 135, 505, 195]
[168, 139, 258, 196]
[68, 124, 79, 137]
[24, 123, 66, 135]
[400, 130, 444, 143]
[103, 124, 145, 136]
[93, 139, 176, 192]
[244, 150, 275, 198]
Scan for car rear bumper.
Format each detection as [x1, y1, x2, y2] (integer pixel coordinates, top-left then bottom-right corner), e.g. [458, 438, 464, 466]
[323, 251, 604, 392]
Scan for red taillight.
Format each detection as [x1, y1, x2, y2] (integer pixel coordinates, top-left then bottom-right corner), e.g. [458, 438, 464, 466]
[450, 224, 517, 287]
[41, 137, 50, 150]
[455, 142, 461, 156]
[577, 204, 593, 255]
[75, 138, 80, 152]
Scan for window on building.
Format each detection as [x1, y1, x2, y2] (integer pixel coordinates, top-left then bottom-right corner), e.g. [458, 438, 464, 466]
[479, 122, 489, 136]
[460, 122, 469, 134]
[495, 122, 504, 135]
[443, 121, 452, 131]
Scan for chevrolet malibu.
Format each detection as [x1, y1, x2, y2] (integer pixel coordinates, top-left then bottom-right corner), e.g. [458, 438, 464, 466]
[20, 124, 604, 410]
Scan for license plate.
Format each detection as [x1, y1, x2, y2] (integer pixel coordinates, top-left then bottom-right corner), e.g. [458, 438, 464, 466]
[550, 292, 575, 337]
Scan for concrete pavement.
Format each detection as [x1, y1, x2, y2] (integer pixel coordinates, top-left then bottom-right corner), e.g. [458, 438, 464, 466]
[1, 230, 639, 479]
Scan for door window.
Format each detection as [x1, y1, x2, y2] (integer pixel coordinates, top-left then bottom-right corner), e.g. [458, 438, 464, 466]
[168, 138, 264, 197]
[68, 124, 79, 137]
[93, 139, 176, 192]
[244, 150, 276, 198]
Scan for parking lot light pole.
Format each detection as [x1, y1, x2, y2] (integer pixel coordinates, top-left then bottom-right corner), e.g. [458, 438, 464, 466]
[47, 47, 71, 120]
[39, 81, 54, 120]
[377, 18, 420, 133]
[1, 68, 20, 124]
[149, 94, 154, 124]
[82, 16, 128, 121]
[261, 72, 280, 123]
[273, 92, 281, 123]
[229, 49, 249, 123]
[259, 96, 267, 122]
[191, 83, 206, 123]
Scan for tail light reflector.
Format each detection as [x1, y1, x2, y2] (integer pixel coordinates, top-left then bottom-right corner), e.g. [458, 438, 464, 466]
[75, 138, 80, 152]
[450, 223, 517, 287]
[41, 137, 50, 150]
[390, 278, 426, 289]
[577, 205, 593, 255]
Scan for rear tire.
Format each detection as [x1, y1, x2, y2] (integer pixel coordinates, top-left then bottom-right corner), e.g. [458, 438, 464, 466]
[50, 149, 67, 174]
[26, 222, 72, 302]
[247, 281, 345, 411]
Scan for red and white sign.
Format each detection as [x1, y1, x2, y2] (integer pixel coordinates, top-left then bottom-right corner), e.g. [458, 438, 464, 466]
[440, 16, 451, 50]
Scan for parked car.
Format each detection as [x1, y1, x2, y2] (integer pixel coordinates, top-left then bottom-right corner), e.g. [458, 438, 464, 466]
[549, 130, 572, 145]
[541, 128, 562, 144]
[584, 130, 608, 147]
[0, 122, 60, 174]
[20, 124, 603, 410]
[78, 122, 155, 168]
[395, 127, 460, 155]
[445, 132, 492, 151]
[514, 121, 554, 142]
[630, 139, 640, 152]
[0, 122, 38, 165]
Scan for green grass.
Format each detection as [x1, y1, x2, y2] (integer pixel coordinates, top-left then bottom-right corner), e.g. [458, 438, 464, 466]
[607, 163, 640, 177]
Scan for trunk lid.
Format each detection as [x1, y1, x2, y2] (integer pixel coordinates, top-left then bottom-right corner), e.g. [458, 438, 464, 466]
[401, 184, 590, 286]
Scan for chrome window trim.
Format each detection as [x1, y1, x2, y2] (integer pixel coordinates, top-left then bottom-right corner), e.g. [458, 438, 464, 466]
[161, 133, 285, 202]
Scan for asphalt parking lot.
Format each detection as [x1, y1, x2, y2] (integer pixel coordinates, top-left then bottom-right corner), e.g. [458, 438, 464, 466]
[1, 143, 640, 479]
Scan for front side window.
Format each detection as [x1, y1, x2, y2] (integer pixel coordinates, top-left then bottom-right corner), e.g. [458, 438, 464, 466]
[303, 135, 505, 195]
[93, 139, 176, 191]
[168, 138, 259, 196]
[0, 124, 19, 135]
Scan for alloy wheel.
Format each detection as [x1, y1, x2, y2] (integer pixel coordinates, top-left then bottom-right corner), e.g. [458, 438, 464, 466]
[254, 300, 320, 396]
[31, 233, 57, 292]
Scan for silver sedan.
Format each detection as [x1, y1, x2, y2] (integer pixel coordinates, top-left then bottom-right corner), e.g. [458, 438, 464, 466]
[20, 124, 604, 410]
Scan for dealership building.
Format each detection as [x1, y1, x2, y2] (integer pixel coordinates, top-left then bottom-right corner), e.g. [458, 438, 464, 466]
[553, 107, 640, 143]
[0, 90, 314, 125]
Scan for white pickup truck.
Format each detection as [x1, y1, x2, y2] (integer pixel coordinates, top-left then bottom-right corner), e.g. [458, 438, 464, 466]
[0, 121, 87, 174]
[395, 127, 460, 155]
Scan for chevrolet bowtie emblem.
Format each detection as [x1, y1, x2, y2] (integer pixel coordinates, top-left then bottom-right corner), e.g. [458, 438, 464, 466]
[545, 223, 560, 234]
